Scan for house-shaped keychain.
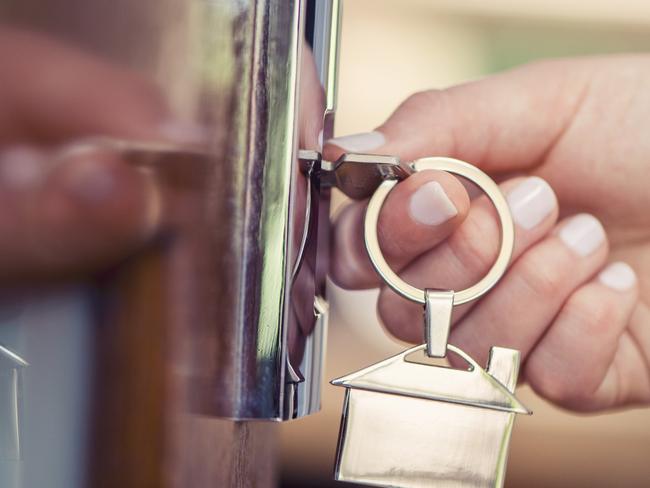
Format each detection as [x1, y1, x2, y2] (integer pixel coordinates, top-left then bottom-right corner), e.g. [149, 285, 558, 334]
[333, 156, 531, 487]
[332, 344, 531, 488]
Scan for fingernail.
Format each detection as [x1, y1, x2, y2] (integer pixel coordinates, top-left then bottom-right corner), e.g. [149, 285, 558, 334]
[327, 130, 385, 152]
[599, 262, 637, 291]
[506, 176, 556, 230]
[158, 119, 209, 146]
[0, 146, 47, 190]
[558, 213, 606, 257]
[317, 130, 323, 150]
[409, 181, 458, 226]
[63, 159, 117, 204]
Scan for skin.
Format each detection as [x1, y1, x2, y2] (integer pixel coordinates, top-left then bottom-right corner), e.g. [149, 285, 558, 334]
[1, 27, 647, 413]
[327, 55, 650, 413]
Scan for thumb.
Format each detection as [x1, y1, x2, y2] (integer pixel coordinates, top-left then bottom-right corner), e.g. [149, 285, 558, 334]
[325, 58, 591, 174]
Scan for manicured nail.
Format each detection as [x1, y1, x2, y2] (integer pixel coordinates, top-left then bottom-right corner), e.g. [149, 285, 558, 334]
[409, 181, 458, 226]
[63, 159, 117, 204]
[327, 130, 385, 152]
[158, 119, 209, 145]
[558, 214, 606, 257]
[598, 262, 637, 291]
[0, 146, 47, 190]
[506, 176, 556, 230]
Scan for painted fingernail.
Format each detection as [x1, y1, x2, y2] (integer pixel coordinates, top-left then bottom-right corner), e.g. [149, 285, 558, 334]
[327, 130, 385, 152]
[558, 213, 606, 257]
[158, 119, 209, 145]
[409, 181, 458, 226]
[506, 176, 556, 230]
[63, 159, 117, 205]
[598, 262, 637, 291]
[0, 146, 47, 190]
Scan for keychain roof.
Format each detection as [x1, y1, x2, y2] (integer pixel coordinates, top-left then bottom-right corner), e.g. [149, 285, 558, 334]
[332, 344, 530, 415]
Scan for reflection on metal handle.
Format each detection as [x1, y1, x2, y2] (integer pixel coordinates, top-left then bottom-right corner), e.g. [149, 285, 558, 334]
[206, 0, 341, 421]
[311, 0, 341, 115]
[0, 345, 27, 488]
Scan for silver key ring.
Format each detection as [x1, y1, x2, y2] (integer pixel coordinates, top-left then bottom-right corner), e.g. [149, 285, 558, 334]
[364, 156, 514, 306]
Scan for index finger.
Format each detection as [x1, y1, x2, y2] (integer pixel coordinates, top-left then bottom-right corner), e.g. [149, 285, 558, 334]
[324, 58, 592, 174]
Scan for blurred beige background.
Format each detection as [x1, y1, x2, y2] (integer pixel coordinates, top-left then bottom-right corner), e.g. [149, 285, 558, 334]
[281, 1, 650, 487]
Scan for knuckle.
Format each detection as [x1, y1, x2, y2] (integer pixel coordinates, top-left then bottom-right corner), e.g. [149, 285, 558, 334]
[377, 217, 409, 258]
[450, 207, 499, 275]
[384, 89, 458, 155]
[526, 361, 581, 407]
[329, 260, 354, 289]
[526, 353, 601, 410]
[565, 291, 617, 337]
[404, 89, 444, 109]
[329, 204, 372, 289]
[516, 251, 569, 299]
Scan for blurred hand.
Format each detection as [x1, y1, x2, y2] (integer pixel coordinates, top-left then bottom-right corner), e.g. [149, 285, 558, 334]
[0, 28, 205, 281]
[326, 55, 650, 412]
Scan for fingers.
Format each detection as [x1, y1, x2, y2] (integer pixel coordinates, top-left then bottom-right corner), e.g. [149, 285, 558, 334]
[524, 262, 641, 411]
[331, 169, 470, 289]
[0, 146, 159, 281]
[450, 213, 609, 366]
[324, 58, 594, 173]
[0, 27, 206, 146]
[378, 176, 559, 341]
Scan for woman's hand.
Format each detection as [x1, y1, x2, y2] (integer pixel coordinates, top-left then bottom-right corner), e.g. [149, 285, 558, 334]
[326, 55, 650, 412]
